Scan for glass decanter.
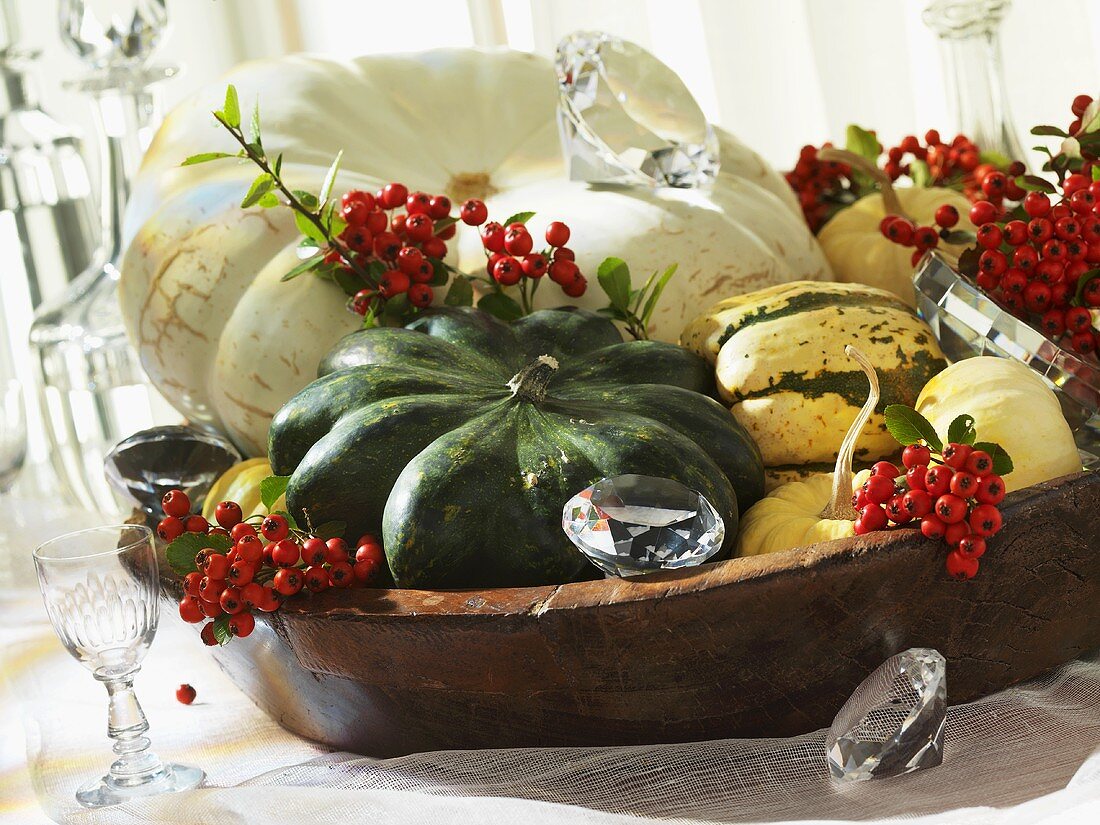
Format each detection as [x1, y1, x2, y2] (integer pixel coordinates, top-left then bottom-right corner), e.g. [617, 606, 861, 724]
[923, 0, 1026, 164]
[29, 0, 179, 514]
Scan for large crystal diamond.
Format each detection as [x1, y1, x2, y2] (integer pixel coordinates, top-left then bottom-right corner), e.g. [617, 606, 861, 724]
[826, 648, 947, 782]
[561, 474, 724, 577]
[555, 31, 720, 188]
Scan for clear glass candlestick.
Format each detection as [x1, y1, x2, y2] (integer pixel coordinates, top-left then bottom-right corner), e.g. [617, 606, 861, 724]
[33, 524, 204, 808]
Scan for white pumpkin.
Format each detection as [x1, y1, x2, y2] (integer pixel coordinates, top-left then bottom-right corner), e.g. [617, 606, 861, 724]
[121, 49, 830, 456]
[816, 187, 975, 306]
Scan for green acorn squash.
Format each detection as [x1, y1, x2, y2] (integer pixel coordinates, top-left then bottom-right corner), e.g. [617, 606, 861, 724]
[268, 307, 765, 589]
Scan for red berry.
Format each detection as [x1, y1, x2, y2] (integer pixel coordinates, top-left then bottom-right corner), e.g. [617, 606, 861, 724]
[408, 283, 434, 308]
[503, 227, 534, 256]
[230, 522, 256, 542]
[944, 520, 970, 547]
[934, 493, 967, 524]
[545, 221, 571, 247]
[975, 475, 1005, 505]
[357, 533, 380, 547]
[1023, 191, 1051, 218]
[981, 171, 1007, 197]
[198, 596, 222, 619]
[949, 471, 979, 498]
[924, 465, 954, 497]
[852, 489, 872, 510]
[1065, 306, 1093, 332]
[184, 515, 209, 534]
[969, 504, 1003, 537]
[379, 182, 408, 210]
[906, 465, 928, 492]
[870, 460, 899, 478]
[365, 210, 388, 235]
[354, 559, 381, 584]
[522, 253, 548, 278]
[554, 247, 576, 262]
[350, 289, 373, 316]
[341, 189, 375, 215]
[965, 451, 993, 476]
[273, 568, 302, 596]
[405, 191, 432, 215]
[978, 249, 1007, 277]
[969, 200, 997, 226]
[261, 514, 290, 542]
[220, 587, 244, 615]
[203, 553, 229, 580]
[372, 232, 402, 261]
[913, 225, 939, 251]
[885, 495, 912, 524]
[183, 571, 203, 597]
[214, 501, 243, 529]
[942, 443, 973, 469]
[958, 533, 987, 559]
[902, 445, 931, 469]
[157, 516, 185, 542]
[179, 596, 203, 623]
[921, 514, 946, 541]
[945, 550, 979, 580]
[1071, 332, 1096, 354]
[229, 611, 255, 638]
[228, 560, 255, 586]
[271, 539, 300, 568]
[934, 204, 959, 228]
[420, 237, 447, 261]
[1029, 218, 1054, 243]
[862, 474, 896, 505]
[329, 561, 355, 588]
[304, 565, 330, 593]
[480, 222, 505, 252]
[492, 256, 521, 286]
[176, 683, 197, 704]
[976, 223, 1003, 249]
[301, 537, 327, 566]
[1023, 281, 1052, 313]
[240, 582, 265, 608]
[884, 218, 914, 246]
[1003, 220, 1028, 246]
[200, 623, 218, 646]
[396, 246, 424, 275]
[405, 213, 434, 243]
[562, 275, 587, 298]
[355, 541, 385, 565]
[460, 199, 488, 226]
[255, 586, 281, 613]
[162, 489, 191, 518]
[236, 535, 263, 565]
[548, 259, 579, 285]
[324, 538, 349, 565]
[902, 489, 933, 519]
[1072, 94, 1093, 117]
[428, 195, 451, 219]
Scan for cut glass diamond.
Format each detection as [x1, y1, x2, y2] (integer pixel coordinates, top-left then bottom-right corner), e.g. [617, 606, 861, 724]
[561, 474, 724, 577]
[826, 648, 947, 782]
[555, 31, 719, 188]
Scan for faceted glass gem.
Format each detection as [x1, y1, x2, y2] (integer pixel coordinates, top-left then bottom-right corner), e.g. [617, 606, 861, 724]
[104, 425, 241, 514]
[561, 474, 724, 577]
[826, 648, 947, 782]
[555, 30, 720, 188]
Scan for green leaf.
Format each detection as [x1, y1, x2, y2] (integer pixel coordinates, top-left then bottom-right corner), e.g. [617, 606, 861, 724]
[274, 509, 300, 531]
[1093, 166, 1100, 181]
[294, 211, 327, 246]
[260, 475, 291, 511]
[884, 404, 943, 452]
[292, 190, 320, 210]
[444, 275, 474, 306]
[640, 264, 678, 327]
[845, 124, 880, 161]
[978, 149, 1012, 168]
[256, 191, 280, 208]
[313, 521, 346, 541]
[947, 414, 977, 446]
[428, 257, 450, 286]
[180, 151, 235, 166]
[909, 159, 932, 187]
[320, 201, 346, 238]
[249, 98, 262, 146]
[280, 253, 324, 282]
[213, 614, 233, 645]
[319, 150, 343, 205]
[502, 211, 535, 227]
[596, 257, 631, 311]
[478, 291, 523, 321]
[165, 532, 232, 577]
[274, 153, 283, 176]
[940, 229, 976, 245]
[433, 216, 459, 233]
[1073, 269, 1100, 303]
[223, 85, 241, 129]
[1031, 125, 1068, 137]
[333, 267, 362, 296]
[1016, 174, 1057, 194]
[240, 173, 275, 208]
[382, 292, 410, 318]
[973, 441, 1014, 476]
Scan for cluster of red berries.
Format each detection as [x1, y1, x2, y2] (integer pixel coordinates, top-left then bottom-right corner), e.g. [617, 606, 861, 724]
[785, 142, 853, 232]
[162, 489, 386, 646]
[882, 186, 1100, 356]
[852, 444, 1005, 580]
[335, 183, 455, 314]
[459, 204, 587, 297]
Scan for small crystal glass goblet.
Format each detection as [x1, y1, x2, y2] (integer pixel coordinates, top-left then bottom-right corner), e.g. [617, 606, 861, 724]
[33, 524, 204, 808]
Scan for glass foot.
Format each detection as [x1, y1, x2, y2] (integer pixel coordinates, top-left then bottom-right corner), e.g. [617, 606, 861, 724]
[75, 762, 205, 808]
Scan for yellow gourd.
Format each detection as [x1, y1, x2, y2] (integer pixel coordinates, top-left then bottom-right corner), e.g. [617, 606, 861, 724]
[916, 357, 1081, 492]
[201, 458, 284, 522]
[736, 345, 880, 556]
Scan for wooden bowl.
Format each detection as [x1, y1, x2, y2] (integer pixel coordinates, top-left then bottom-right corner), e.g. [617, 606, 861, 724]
[163, 471, 1100, 757]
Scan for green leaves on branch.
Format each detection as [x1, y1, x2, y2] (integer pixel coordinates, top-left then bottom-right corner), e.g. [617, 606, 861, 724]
[947, 413, 976, 446]
[502, 211, 535, 227]
[181, 151, 238, 166]
[166, 532, 232, 577]
[596, 257, 678, 340]
[478, 291, 523, 322]
[884, 405, 1013, 475]
[444, 275, 474, 307]
[260, 475, 291, 511]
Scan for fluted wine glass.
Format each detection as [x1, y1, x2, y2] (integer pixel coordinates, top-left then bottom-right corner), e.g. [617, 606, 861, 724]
[33, 524, 204, 808]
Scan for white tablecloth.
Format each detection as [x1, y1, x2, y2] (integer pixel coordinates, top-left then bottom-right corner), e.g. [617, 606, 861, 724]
[2, 494, 1100, 825]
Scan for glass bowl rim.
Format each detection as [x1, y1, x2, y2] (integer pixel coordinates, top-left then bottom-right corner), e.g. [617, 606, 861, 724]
[32, 524, 154, 562]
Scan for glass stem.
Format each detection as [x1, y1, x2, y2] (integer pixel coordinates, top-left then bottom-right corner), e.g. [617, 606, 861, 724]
[101, 671, 166, 787]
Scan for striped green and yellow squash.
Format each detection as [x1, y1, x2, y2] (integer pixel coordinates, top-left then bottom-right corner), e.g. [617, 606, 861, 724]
[681, 281, 946, 481]
[269, 306, 766, 589]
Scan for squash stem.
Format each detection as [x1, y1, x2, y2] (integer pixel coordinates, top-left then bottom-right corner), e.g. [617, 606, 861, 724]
[820, 345, 881, 521]
[507, 355, 560, 402]
[817, 148, 909, 222]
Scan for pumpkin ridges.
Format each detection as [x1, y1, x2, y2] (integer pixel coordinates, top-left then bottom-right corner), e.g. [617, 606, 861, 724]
[554, 340, 716, 398]
[511, 307, 624, 360]
[319, 326, 496, 378]
[405, 308, 523, 372]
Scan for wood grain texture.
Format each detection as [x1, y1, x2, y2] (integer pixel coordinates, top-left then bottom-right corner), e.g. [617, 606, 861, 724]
[161, 471, 1100, 757]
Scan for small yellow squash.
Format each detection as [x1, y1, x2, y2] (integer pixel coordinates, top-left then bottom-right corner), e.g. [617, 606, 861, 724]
[916, 357, 1081, 492]
[202, 458, 284, 522]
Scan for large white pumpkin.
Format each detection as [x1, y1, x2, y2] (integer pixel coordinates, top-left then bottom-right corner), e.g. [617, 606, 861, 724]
[121, 49, 830, 456]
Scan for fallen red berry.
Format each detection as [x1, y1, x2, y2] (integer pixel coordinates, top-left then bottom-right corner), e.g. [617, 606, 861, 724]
[176, 683, 197, 704]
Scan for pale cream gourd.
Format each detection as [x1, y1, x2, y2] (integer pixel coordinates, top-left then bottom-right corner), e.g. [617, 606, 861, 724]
[736, 348, 878, 556]
[120, 49, 830, 456]
[916, 357, 1081, 492]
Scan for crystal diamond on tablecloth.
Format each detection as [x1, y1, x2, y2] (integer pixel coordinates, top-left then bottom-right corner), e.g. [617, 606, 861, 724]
[555, 31, 719, 188]
[561, 474, 724, 577]
[826, 648, 947, 782]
